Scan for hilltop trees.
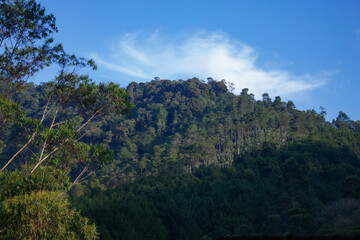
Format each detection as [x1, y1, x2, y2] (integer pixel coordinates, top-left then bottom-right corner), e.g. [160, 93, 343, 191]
[71, 77, 359, 186]
[0, 0, 131, 238]
[9, 77, 357, 189]
[1, 1, 360, 239]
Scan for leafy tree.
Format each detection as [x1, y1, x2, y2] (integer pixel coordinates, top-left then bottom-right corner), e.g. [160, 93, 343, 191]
[0, 0, 61, 91]
[0, 0, 131, 238]
[0, 0, 131, 184]
[0, 191, 98, 239]
[345, 170, 360, 198]
[288, 207, 315, 235]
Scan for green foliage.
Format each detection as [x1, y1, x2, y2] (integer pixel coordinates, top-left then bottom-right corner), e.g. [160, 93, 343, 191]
[0, 165, 71, 201]
[345, 170, 360, 198]
[0, 0, 132, 177]
[288, 207, 315, 235]
[0, 1, 131, 239]
[73, 139, 360, 239]
[0, 0, 97, 93]
[317, 198, 360, 236]
[1, 2, 360, 239]
[6, 77, 360, 190]
[61, 78, 360, 184]
[0, 191, 98, 239]
[0, 97, 25, 124]
[0, 0, 58, 90]
[0, 76, 131, 174]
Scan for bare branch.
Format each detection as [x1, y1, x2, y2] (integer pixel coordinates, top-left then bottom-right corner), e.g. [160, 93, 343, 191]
[76, 108, 102, 133]
[0, 132, 36, 172]
[1, 92, 59, 172]
[38, 105, 59, 165]
[66, 164, 88, 192]
[53, 121, 65, 127]
[76, 128, 96, 141]
[31, 146, 58, 173]
[77, 164, 101, 184]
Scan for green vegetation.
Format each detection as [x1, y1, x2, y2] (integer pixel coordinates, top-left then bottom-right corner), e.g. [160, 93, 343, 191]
[1, 191, 98, 239]
[72, 139, 360, 239]
[0, 0, 131, 238]
[1, 0, 360, 239]
[6, 76, 360, 238]
[79, 78, 359, 186]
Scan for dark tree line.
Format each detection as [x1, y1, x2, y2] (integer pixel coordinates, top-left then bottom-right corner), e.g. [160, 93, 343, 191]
[8, 77, 360, 238]
[73, 139, 360, 239]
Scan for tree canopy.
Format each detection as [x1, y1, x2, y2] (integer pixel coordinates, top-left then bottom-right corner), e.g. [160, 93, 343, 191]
[0, 0, 131, 238]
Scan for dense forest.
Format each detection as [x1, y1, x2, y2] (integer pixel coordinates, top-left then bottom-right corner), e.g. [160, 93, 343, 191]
[73, 78, 360, 238]
[3, 77, 360, 238]
[1, 0, 360, 239]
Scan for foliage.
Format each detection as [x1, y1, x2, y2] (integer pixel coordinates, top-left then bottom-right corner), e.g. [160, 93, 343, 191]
[0, 0, 131, 239]
[1, 1, 360, 239]
[317, 198, 360, 236]
[3, 74, 360, 238]
[0, 0, 58, 90]
[0, 0, 132, 187]
[0, 191, 98, 239]
[55, 78, 359, 185]
[73, 140, 360, 239]
[0, 165, 71, 202]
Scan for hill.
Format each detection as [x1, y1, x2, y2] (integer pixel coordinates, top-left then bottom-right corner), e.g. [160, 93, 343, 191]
[3, 78, 360, 238]
[80, 78, 360, 187]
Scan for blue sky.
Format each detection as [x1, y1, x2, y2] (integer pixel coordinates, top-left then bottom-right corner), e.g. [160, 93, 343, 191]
[36, 0, 360, 121]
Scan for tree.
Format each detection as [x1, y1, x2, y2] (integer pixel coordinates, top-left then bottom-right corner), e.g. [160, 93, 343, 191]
[0, 191, 98, 239]
[0, 0, 61, 92]
[262, 93, 271, 104]
[0, 0, 132, 238]
[0, 0, 132, 184]
[288, 207, 315, 235]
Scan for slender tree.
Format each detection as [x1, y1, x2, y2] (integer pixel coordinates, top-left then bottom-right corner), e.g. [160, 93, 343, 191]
[0, 0, 132, 238]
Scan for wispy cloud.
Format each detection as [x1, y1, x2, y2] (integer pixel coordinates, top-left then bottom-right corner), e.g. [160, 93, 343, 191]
[92, 30, 326, 98]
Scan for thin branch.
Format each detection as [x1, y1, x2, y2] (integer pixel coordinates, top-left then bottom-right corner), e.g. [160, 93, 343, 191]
[40, 162, 49, 191]
[30, 146, 58, 173]
[38, 107, 59, 162]
[74, 165, 88, 184]
[53, 120, 65, 127]
[66, 164, 88, 191]
[77, 164, 101, 184]
[38, 139, 48, 164]
[76, 128, 96, 141]
[40, 93, 52, 123]
[50, 107, 59, 128]
[0, 92, 57, 171]
[0, 132, 36, 172]
[31, 109, 102, 173]
[76, 108, 102, 133]
[40, 96, 59, 124]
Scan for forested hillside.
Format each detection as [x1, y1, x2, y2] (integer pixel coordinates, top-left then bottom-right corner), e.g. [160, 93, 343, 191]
[3, 78, 360, 186]
[81, 78, 359, 187]
[3, 78, 360, 238]
[2, 1, 360, 239]
[72, 79, 360, 238]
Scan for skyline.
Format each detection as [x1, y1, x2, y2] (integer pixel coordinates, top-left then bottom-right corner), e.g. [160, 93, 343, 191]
[36, 0, 360, 121]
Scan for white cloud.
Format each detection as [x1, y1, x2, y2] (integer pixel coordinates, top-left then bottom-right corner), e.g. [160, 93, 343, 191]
[92, 30, 326, 98]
